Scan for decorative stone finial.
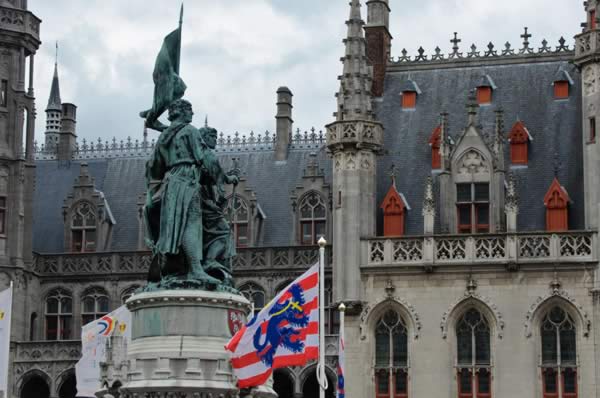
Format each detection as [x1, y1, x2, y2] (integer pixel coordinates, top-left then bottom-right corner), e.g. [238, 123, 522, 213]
[449, 32, 462, 58]
[318, 237, 327, 247]
[520, 27, 533, 54]
[466, 90, 479, 124]
[550, 271, 562, 293]
[385, 279, 395, 297]
[422, 176, 435, 216]
[338, 302, 346, 312]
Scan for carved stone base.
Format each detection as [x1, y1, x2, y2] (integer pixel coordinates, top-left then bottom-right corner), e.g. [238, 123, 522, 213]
[116, 290, 275, 398]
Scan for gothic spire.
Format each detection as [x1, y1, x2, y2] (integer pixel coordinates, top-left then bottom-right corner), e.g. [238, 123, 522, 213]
[334, 0, 373, 122]
[46, 42, 62, 111]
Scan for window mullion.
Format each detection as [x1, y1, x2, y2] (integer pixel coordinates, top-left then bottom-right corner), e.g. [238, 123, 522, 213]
[389, 328, 393, 398]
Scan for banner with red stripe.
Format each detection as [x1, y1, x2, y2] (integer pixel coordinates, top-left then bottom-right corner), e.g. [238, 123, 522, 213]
[226, 263, 319, 388]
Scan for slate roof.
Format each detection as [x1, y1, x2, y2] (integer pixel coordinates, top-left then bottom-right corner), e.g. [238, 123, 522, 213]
[375, 57, 583, 235]
[32, 147, 331, 253]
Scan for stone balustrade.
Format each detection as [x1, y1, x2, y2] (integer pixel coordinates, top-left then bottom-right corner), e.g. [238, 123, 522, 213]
[33, 246, 329, 276]
[575, 30, 600, 61]
[365, 231, 596, 268]
[0, 5, 40, 41]
[14, 340, 81, 363]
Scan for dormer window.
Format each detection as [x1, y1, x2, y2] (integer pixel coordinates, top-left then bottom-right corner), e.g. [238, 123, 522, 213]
[400, 79, 421, 110]
[544, 178, 570, 232]
[476, 75, 496, 106]
[429, 125, 442, 169]
[457, 183, 489, 233]
[380, 182, 410, 236]
[71, 202, 96, 252]
[228, 195, 250, 248]
[402, 91, 417, 109]
[508, 121, 532, 165]
[299, 191, 327, 245]
[554, 81, 569, 99]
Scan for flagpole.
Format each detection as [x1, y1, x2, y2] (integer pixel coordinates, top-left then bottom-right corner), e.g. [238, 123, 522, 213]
[338, 302, 345, 398]
[4, 282, 12, 397]
[318, 237, 327, 398]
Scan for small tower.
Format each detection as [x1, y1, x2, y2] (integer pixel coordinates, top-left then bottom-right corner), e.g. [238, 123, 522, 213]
[364, 0, 391, 97]
[326, 0, 383, 307]
[574, 0, 600, 229]
[44, 45, 62, 151]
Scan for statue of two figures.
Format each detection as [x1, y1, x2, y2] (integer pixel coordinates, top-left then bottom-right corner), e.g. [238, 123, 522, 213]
[139, 13, 239, 292]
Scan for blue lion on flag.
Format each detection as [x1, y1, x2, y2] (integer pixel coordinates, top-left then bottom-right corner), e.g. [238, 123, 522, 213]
[252, 283, 309, 366]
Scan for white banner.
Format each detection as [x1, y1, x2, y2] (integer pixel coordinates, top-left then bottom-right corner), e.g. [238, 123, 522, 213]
[76, 305, 131, 397]
[0, 284, 12, 398]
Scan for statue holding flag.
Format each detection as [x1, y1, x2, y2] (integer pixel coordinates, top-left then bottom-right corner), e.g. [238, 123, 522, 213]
[140, 5, 238, 292]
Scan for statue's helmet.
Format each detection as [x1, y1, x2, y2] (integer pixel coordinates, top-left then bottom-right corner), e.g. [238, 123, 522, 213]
[167, 99, 193, 122]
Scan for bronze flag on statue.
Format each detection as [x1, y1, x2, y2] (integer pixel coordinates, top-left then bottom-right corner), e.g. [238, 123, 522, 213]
[140, 4, 187, 131]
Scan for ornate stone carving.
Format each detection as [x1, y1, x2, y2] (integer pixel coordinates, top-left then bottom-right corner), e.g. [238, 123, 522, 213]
[359, 292, 422, 340]
[584, 65, 597, 96]
[457, 150, 489, 175]
[422, 176, 435, 217]
[440, 288, 505, 339]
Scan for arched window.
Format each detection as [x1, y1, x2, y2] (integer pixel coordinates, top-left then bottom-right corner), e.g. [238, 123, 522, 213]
[45, 290, 72, 340]
[81, 288, 109, 326]
[374, 309, 408, 398]
[121, 285, 139, 304]
[299, 192, 327, 245]
[239, 283, 265, 316]
[71, 202, 96, 252]
[227, 195, 250, 248]
[456, 308, 491, 398]
[541, 306, 577, 398]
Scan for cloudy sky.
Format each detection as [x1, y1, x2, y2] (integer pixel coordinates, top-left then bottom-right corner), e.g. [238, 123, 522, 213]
[29, 0, 581, 145]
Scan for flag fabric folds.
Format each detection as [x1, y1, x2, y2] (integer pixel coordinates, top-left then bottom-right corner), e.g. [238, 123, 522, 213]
[0, 284, 12, 397]
[337, 324, 345, 398]
[75, 305, 131, 397]
[226, 263, 319, 388]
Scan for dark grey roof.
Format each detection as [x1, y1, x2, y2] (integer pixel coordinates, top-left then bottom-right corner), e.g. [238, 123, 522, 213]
[32, 147, 331, 253]
[375, 59, 583, 234]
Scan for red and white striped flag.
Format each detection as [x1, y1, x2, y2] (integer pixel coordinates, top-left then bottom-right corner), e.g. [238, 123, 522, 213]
[226, 263, 319, 388]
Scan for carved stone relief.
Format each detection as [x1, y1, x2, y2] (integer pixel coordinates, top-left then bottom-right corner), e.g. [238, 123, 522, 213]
[457, 150, 489, 175]
[584, 65, 597, 97]
[524, 289, 591, 338]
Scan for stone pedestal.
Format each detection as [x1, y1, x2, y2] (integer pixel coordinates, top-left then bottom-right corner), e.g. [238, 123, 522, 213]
[118, 289, 275, 398]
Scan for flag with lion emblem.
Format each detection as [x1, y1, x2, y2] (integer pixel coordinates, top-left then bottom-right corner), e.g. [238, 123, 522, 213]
[226, 263, 319, 388]
[0, 284, 12, 397]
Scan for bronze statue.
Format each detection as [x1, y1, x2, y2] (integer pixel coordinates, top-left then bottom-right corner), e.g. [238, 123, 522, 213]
[140, 10, 238, 291]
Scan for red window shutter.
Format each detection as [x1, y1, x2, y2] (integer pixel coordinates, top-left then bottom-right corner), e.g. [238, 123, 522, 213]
[393, 370, 408, 398]
[458, 369, 473, 398]
[476, 369, 492, 398]
[381, 185, 406, 236]
[554, 81, 569, 99]
[591, 10, 597, 29]
[476, 87, 492, 105]
[508, 121, 530, 165]
[402, 91, 417, 109]
[376, 370, 391, 398]
[562, 368, 578, 398]
[543, 369, 559, 398]
[429, 125, 442, 169]
[544, 178, 570, 232]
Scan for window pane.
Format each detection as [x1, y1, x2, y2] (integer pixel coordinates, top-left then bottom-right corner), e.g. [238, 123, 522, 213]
[475, 328, 491, 365]
[395, 370, 407, 394]
[0, 198, 6, 208]
[60, 298, 72, 314]
[541, 328, 558, 364]
[237, 224, 249, 247]
[0, 80, 7, 107]
[459, 369, 472, 393]
[314, 221, 326, 241]
[46, 316, 58, 340]
[560, 328, 577, 364]
[301, 222, 313, 244]
[474, 183, 489, 201]
[46, 298, 59, 314]
[544, 369, 557, 393]
[73, 213, 83, 227]
[314, 204, 326, 219]
[392, 328, 408, 366]
[375, 331, 390, 367]
[476, 204, 489, 226]
[82, 314, 95, 326]
[60, 316, 72, 339]
[477, 369, 491, 394]
[252, 292, 265, 309]
[300, 204, 312, 219]
[0, 209, 5, 235]
[97, 297, 109, 314]
[83, 297, 95, 313]
[457, 329, 472, 365]
[458, 205, 471, 228]
[377, 370, 389, 394]
[563, 368, 576, 393]
[72, 230, 83, 252]
[457, 184, 472, 202]
[85, 230, 96, 251]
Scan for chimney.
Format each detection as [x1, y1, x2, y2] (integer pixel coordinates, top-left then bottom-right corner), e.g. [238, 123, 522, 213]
[365, 0, 392, 97]
[275, 86, 293, 161]
[58, 103, 77, 161]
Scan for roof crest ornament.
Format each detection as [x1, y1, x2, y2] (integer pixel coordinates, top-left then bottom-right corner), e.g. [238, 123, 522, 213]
[449, 32, 463, 59]
[519, 27, 534, 54]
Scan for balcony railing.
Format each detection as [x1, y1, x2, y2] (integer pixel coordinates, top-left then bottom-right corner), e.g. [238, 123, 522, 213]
[365, 231, 596, 268]
[14, 340, 81, 363]
[33, 246, 330, 276]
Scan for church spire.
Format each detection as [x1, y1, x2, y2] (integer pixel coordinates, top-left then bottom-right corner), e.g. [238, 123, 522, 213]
[46, 42, 62, 111]
[334, 0, 373, 122]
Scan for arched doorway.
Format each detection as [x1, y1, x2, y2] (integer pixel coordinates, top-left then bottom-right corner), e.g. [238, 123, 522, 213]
[273, 370, 294, 398]
[302, 370, 334, 398]
[20, 375, 50, 398]
[58, 373, 77, 398]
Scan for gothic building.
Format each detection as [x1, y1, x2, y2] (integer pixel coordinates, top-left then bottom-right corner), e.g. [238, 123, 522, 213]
[1, 0, 600, 397]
